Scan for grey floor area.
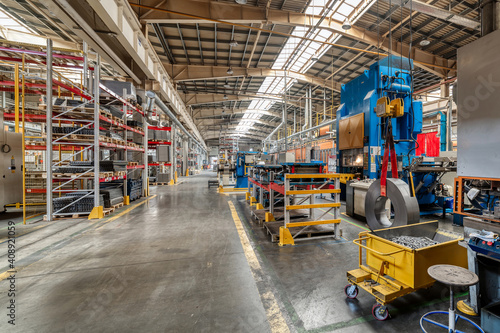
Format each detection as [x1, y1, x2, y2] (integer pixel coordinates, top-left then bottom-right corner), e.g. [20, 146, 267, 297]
[0, 171, 479, 332]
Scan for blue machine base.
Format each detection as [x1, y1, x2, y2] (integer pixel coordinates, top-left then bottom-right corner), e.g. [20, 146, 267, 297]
[419, 208, 453, 216]
[236, 177, 248, 189]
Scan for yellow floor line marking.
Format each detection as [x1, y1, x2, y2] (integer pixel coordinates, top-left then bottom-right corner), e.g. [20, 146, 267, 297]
[228, 201, 290, 333]
[96, 195, 157, 229]
[0, 195, 158, 282]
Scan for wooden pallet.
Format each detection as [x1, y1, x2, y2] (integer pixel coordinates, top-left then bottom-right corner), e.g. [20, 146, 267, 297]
[150, 182, 169, 186]
[111, 116, 124, 124]
[50, 171, 114, 178]
[52, 208, 114, 220]
[49, 133, 94, 143]
[111, 202, 124, 209]
[100, 135, 113, 143]
[128, 162, 139, 166]
[26, 140, 45, 146]
[99, 109, 112, 117]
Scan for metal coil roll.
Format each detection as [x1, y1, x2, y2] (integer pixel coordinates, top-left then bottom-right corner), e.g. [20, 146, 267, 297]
[365, 178, 420, 231]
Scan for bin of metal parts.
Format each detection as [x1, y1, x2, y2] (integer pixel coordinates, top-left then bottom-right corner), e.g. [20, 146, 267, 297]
[345, 221, 467, 321]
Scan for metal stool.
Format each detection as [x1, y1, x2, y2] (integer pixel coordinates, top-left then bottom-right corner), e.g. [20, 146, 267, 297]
[420, 265, 484, 333]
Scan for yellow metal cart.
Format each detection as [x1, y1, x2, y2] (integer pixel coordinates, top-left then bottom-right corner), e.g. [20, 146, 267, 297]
[344, 221, 467, 320]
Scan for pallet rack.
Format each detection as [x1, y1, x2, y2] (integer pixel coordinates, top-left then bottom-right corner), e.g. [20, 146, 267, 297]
[147, 125, 174, 185]
[0, 40, 148, 221]
[247, 173, 343, 245]
[0, 43, 92, 223]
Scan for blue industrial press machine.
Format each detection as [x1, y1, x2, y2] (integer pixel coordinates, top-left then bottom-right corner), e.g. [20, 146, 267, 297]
[337, 56, 455, 216]
[235, 151, 261, 188]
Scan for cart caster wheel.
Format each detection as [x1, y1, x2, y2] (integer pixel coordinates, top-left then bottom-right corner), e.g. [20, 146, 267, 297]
[344, 284, 359, 299]
[372, 304, 389, 321]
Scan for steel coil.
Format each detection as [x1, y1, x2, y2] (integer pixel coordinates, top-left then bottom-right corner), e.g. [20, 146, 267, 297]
[365, 178, 420, 231]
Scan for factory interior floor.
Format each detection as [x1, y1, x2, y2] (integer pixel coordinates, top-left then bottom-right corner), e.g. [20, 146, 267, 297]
[0, 171, 481, 332]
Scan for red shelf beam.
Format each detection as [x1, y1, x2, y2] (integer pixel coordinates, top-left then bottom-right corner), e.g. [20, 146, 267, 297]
[148, 141, 171, 145]
[127, 165, 145, 169]
[148, 126, 171, 131]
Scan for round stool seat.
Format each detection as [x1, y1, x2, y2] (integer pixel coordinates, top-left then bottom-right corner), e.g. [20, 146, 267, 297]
[420, 265, 483, 333]
[427, 265, 479, 287]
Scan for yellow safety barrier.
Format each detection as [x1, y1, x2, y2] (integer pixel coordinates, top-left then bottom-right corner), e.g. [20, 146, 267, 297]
[287, 219, 340, 228]
[286, 202, 341, 210]
[286, 189, 340, 195]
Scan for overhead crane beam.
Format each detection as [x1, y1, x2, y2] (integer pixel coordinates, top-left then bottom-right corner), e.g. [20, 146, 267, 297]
[169, 65, 342, 92]
[181, 93, 302, 107]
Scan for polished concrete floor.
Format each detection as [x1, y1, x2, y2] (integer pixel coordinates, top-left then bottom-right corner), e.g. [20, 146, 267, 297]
[0, 171, 480, 332]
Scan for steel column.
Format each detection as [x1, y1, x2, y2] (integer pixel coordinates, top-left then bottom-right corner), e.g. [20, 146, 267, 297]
[83, 41, 88, 89]
[46, 39, 53, 221]
[143, 119, 148, 195]
[93, 55, 100, 208]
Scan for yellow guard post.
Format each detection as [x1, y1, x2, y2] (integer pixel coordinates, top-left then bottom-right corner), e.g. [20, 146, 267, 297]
[265, 212, 275, 222]
[279, 227, 294, 246]
[88, 206, 104, 219]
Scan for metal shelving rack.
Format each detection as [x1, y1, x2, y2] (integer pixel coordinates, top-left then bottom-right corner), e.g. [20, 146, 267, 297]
[1, 40, 149, 221]
[147, 125, 173, 184]
[46, 40, 102, 219]
[44, 40, 147, 220]
[0, 41, 93, 223]
[99, 84, 147, 203]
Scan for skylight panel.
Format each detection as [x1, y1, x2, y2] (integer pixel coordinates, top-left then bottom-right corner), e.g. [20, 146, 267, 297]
[331, 12, 346, 21]
[235, 0, 375, 135]
[338, 3, 355, 16]
[345, 0, 363, 8]
[0, 9, 33, 34]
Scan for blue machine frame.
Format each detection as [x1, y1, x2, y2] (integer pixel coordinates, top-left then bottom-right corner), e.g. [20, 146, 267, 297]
[235, 151, 261, 188]
[336, 56, 452, 215]
[336, 55, 422, 178]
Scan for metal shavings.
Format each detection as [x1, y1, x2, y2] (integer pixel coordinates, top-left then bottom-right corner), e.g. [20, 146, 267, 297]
[390, 236, 439, 250]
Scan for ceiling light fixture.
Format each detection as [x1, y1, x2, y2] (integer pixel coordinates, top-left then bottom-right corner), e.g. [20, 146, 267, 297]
[227, 67, 234, 75]
[419, 39, 431, 46]
[223, 94, 229, 99]
[342, 19, 352, 30]
[235, 0, 247, 4]
[224, 80, 231, 88]
[229, 39, 238, 47]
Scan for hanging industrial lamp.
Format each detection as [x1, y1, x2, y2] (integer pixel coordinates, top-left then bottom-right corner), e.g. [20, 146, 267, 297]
[342, 19, 352, 30]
